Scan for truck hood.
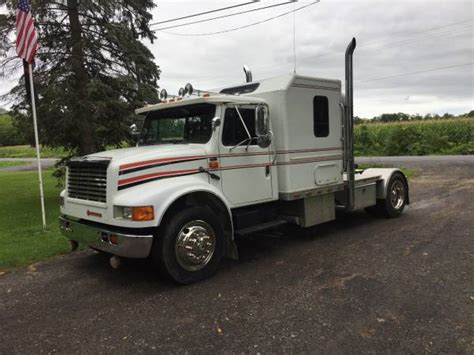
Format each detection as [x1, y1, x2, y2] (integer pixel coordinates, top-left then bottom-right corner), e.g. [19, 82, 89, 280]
[86, 144, 209, 167]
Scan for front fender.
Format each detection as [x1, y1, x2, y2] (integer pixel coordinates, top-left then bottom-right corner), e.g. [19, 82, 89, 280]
[112, 175, 233, 227]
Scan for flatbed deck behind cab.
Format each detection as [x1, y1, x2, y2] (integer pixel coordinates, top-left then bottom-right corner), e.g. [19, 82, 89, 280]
[60, 38, 409, 284]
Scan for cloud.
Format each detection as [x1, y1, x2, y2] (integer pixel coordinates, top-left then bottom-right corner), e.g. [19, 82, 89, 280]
[149, 0, 473, 117]
[1, 0, 472, 117]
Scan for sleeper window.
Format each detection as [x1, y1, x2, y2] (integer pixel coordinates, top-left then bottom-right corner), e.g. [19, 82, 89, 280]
[222, 108, 257, 146]
[313, 96, 329, 137]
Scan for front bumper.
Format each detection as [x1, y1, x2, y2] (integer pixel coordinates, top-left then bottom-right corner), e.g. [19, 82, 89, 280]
[59, 216, 154, 258]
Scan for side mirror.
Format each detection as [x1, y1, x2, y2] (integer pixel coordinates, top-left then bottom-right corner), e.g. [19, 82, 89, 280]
[256, 105, 271, 148]
[256, 105, 269, 136]
[129, 123, 139, 136]
[212, 117, 221, 131]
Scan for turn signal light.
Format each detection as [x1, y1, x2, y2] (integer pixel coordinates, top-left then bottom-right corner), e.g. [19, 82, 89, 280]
[109, 234, 119, 245]
[115, 205, 154, 221]
[209, 160, 219, 169]
[131, 206, 154, 221]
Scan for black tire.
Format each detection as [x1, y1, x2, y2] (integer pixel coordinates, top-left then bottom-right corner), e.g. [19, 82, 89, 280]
[366, 172, 408, 218]
[152, 206, 224, 284]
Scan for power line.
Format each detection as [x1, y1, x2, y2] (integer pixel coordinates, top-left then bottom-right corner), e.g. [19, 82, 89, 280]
[150, 1, 258, 26]
[158, 0, 319, 36]
[205, 23, 472, 78]
[296, 20, 474, 64]
[364, 19, 474, 47]
[361, 24, 474, 50]
[152, 1, 297, 31]
[360, 62, 474, 83]
[286, 21, 473, 69]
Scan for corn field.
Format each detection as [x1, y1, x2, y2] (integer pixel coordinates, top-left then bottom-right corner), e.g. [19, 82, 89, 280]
[354, 118, 474, 156]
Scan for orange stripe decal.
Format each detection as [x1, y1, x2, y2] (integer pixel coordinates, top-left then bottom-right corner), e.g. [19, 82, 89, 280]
[119, 155, 209, 170]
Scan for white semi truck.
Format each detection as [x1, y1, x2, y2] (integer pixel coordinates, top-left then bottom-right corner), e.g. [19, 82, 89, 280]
[60, 39, 409, 284]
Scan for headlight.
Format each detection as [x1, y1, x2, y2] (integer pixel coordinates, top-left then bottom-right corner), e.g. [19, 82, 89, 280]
[114, 206, 154, 221]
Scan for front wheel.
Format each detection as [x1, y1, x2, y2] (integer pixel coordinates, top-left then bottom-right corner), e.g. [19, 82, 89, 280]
[152, 206, 224, 284]
[366, 172, 408, 218]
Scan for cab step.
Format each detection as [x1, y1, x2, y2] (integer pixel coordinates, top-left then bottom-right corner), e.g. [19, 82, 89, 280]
[235, 220, 288, 236]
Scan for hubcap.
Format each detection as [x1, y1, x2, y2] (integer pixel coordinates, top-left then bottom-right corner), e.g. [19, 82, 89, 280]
[390, 180, 405, 210]
[175, 220, 216, 271]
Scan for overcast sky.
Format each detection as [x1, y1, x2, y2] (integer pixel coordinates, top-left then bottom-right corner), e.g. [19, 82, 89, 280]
[1, 0, 473, 117]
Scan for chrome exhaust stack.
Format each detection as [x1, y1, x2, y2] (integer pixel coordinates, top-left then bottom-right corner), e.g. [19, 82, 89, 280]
[344, 38, 356, 210]
[243, 65, 252, 83]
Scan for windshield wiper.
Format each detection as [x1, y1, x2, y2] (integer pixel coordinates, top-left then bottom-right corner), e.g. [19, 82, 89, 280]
[230, 137, 253, 152]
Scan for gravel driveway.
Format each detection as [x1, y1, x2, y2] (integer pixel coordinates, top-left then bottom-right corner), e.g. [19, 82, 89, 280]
[0, 157, 473, 353]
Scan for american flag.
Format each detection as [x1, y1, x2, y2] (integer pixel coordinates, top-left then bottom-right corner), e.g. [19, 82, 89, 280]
[16, 0, 38, 64]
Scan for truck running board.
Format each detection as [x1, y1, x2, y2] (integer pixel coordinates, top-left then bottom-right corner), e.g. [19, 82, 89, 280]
[235, 220, 288, 236]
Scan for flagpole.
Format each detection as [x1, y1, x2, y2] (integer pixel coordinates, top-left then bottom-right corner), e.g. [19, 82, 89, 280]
[28, 63, 46, 229]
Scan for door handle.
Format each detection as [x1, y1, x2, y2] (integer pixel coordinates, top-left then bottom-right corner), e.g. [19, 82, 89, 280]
[265, 165, 270, 176]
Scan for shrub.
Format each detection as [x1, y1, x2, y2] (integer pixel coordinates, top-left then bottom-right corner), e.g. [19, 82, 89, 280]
[0, 114, 26, 146]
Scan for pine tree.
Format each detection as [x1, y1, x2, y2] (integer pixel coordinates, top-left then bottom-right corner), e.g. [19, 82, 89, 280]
[0, 0, 160, 155]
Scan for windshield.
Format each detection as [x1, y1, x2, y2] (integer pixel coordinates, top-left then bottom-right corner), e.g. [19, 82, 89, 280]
[139, 103, 216, 145]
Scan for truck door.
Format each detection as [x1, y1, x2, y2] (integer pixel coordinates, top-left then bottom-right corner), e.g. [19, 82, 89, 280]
[218, 105, 273, 206]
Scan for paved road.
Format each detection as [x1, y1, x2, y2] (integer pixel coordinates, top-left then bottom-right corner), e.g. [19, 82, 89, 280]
[0, 157, 58, 171]
[357, 155, 474, 166]
[1, 158, 473, 353]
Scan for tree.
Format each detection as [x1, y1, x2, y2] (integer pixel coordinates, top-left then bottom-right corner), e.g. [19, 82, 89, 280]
[0, 113, 25, 146]
[0, 0, 160, 155]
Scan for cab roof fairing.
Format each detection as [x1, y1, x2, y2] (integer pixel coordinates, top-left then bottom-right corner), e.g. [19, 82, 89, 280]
[135, 95, 267, 115]
[212, 74, 342, 96]
[135, 74, 341, 115]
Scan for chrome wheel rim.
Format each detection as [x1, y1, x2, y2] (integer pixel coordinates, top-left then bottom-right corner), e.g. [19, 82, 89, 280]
[390, 180, 405, 210]
[175, 220, 216, 271]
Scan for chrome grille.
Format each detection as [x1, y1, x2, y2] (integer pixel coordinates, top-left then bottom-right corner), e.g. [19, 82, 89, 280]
[67, 159, 109, 203]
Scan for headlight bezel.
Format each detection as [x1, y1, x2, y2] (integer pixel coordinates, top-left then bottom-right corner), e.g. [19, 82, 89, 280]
[114, 205, 154, 221]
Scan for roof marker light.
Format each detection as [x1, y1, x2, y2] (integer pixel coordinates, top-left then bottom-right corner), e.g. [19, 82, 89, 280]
[185, 83, 194, 95]
[159, 89, 168, 100]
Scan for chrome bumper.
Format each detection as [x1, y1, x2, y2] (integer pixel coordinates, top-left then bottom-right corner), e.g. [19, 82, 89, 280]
[59, 216, 154, 258]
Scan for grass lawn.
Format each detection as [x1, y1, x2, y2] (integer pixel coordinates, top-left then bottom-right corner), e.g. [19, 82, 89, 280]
[0, 169, 69, 271]
[0, 160, 27, 168]
[0, 145, 66, 158]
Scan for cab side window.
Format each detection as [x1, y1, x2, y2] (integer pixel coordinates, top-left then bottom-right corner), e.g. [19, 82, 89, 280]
[313, 96, 329, 137]
[222, 108, 257, 146]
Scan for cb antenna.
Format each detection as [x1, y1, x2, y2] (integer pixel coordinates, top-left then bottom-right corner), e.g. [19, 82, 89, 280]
[293, 0, 297, 73]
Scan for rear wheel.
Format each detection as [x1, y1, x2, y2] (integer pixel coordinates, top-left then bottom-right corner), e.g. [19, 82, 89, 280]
[153, 206, 224, 284]
[366, 172, 408, 218]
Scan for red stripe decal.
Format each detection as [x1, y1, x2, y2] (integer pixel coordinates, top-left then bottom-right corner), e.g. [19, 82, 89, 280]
[118, 169, 198, 185]
[117, 155, 343, 188]
[119, 148, 343, 171]
[276, 147, 342, 154]
[120, 155, 209, 170]
[212, 162, 268, 171]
